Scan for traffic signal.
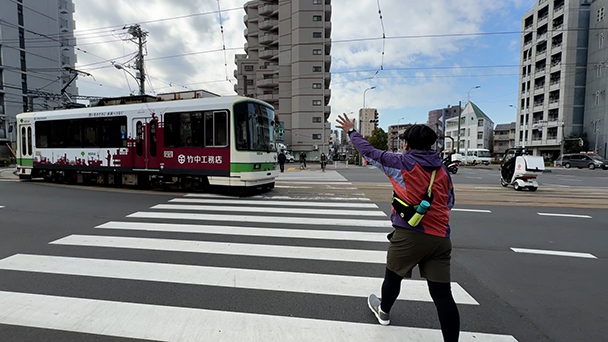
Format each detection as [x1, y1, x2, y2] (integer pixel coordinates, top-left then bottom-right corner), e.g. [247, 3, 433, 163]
[368, 119, 379, 123]
[579, 138, 584, 147]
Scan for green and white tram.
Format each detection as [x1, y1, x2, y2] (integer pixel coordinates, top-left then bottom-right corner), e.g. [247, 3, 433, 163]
[16, 96, 278, 194]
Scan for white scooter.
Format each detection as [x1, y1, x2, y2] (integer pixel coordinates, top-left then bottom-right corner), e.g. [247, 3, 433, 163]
[500, 148, 545, 191]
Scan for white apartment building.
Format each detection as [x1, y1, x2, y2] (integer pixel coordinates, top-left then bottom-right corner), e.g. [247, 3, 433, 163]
[234, 0, 332, 157]
[0, 0, 77, 157]
[444, 102, 494, 152]
[516, 0, 591, 158]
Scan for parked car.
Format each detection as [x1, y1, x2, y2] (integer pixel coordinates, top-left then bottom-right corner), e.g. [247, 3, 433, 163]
[555, 153, 608, 170]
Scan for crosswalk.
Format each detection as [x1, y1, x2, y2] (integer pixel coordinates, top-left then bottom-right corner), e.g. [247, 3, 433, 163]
[0, 178, 518, 341]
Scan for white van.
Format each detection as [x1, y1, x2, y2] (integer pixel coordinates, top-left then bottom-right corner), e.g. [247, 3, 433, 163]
[463, 149, 491, 165]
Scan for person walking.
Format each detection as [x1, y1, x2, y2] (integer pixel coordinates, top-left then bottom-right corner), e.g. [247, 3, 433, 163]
[336, 113, 460, 342]
[278, 150, 287, 173]
[299, 151, 307, 170]
[320, 152, 327, 172]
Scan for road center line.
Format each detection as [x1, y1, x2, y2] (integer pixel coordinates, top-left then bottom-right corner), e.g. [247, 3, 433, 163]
[511, 248, 597, 259]
[537, 213, 592, 219]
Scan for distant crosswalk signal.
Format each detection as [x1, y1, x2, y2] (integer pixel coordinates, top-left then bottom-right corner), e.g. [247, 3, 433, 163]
[579, 138, 583, 147]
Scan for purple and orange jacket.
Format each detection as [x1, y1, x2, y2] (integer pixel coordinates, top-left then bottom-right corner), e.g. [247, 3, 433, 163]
[351, 132, 455, 238]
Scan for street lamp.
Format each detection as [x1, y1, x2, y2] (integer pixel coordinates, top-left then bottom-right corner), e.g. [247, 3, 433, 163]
[397, 117, 405, 151]
[361, 86, 376, 135]
[114, 63, 144, 95]
[466, 85, 481, 105]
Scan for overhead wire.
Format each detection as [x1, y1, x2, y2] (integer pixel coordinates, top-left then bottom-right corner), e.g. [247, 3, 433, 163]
[370, 0, 386, 79]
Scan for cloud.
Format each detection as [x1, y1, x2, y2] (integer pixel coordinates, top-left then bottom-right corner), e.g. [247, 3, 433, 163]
[72, 0, 529, 126]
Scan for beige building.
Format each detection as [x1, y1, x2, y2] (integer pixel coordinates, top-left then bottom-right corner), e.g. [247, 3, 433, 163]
[358, 108, 378, 137]
[516, 0, 590, 158]
[493, 122, 517, 158]
[234, 0, 332, 156]
[387, 123, 412, 152]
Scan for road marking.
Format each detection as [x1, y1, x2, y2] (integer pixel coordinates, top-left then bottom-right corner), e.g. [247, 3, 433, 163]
[274, 185, 359, 190]
[276, 181, 352, 185]
[474, 186, 500, 190]
[170, 198, 379, 208]
[51, 235, 389, 264]
[97, 221, 389, 242]
[537, 213, 592, 219]
[0, 206, 4, 209]
[186, 193, 372, 201]
[0, 291, 515, 342]
[151, 204, 387, 217]
[557, 178, 582, 182]
[466, 177, 483, 179]
[0, 255, 477, 305]
[127, 211, 394, 228]
[511, 248, 597, 259]
[452, 209, 492, 213]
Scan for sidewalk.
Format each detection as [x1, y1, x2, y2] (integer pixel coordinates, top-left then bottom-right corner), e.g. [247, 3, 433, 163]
[0, 166, 18, 180]
[281, 161, 354, 172]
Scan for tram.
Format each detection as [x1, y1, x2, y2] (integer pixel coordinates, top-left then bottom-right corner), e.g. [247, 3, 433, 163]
[15, 96, 278, 194]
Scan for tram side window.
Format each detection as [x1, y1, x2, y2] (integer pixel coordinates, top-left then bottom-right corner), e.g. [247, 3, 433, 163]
[35, 116, 127, 148]
[164, 112, 204, 148]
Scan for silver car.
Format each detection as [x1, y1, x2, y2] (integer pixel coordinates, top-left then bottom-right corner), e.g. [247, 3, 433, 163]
[557, 153, 607, 170]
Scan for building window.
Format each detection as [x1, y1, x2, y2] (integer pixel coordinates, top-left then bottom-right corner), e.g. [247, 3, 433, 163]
[246, 79, 254, 85]
[595, 90, 603, 106]
[313, 15, 322, 21]
[312, 134, 322, 140]
[312, 100, 322, 106]
[478, 119, 483, 127]
[244, 65, 254, 72]
[598, 7, 605, 22]
[600, 32, 605, 49]
[312, 83, 322, 89]
[313, 32, 322, 38]
[313, 49, 322, 55]
[597, 63, 602, 78]
[477, 132, 483, 139]
[313, 0, 322, 4]
[313, 117, 322, 123]
[312, 66, 322, 72]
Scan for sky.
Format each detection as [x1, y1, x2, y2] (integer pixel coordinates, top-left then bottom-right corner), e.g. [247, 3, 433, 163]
[72, 0, 535, 131]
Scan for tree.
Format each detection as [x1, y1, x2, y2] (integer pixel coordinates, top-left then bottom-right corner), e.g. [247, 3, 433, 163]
[367, 128, 389, 150]
[563, 132, 589, 154]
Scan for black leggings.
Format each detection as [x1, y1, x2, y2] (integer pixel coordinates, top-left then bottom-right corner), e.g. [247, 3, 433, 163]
[380, 268, 460, 342]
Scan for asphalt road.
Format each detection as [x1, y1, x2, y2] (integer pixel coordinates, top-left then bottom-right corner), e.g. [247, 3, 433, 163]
[0, 168, 606, 341]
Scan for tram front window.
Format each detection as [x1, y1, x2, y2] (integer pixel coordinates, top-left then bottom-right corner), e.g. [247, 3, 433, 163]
[234, 102, 276, 152]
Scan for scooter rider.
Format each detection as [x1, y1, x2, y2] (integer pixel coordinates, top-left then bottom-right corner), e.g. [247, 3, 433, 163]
[336, 113, 459, 342]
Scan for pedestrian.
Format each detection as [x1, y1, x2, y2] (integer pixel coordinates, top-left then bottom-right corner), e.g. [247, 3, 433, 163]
[299, 151, 307, 169]
[320, 152, 327, 172]
[336, 113, 460, 342]
[278, 150, 286, 173]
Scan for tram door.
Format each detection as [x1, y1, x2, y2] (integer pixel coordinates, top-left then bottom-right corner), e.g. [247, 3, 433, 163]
[131, 118, 160, 170]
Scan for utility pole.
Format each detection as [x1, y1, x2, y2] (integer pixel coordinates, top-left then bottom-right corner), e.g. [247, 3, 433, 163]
[593, 118, 604, 153]
[126, 24, 148, 95]
[456, 101, 462, 153]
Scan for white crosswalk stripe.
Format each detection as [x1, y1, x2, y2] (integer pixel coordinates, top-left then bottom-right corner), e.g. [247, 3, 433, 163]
[0, 192, 518, 341]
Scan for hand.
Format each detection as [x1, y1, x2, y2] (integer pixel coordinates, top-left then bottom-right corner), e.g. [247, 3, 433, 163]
[336, 113, 356, 132]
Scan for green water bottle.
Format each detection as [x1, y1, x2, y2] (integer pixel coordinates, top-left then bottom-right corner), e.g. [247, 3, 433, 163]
[408, 200, 430, 227]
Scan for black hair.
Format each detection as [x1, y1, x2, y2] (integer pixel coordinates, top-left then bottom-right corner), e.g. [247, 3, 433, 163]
[400, 124, 437, 150]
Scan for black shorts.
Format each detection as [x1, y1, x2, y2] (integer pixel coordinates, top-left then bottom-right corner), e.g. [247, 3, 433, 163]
[386, 227, 452, 283]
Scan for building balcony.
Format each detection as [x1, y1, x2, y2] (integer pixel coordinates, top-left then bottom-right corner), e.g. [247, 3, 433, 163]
[258, 93, 278, 102]
[259, 49, 278, 59]
[258, 63, 278, 71]
[552, 42, 562, 50]
[554, 5, 564, 14]
[259, 19, 278, 30]
[524, 40, 533, 47]
[534, 85, 545, 94]
[550, 62, 561, 71]
[548, 98, 559, 107]
[553, 23, 563, 32]
[536, 50, 547, 58]
[257, 78, 278, 88]
[534, 102, 544, 109]
[535, 67, 546, 74]
[538, 15, 548, 25]
[537, 33, 548, 43]
[259, 34, 278, 45]
[258, 4, 278, 15]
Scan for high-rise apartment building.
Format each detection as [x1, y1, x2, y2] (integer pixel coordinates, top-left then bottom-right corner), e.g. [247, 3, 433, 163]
[0, 0, 77, 157]
[358, 108, 378, 137]
[584, 0, 608, 157]
[234, 0, 331, 157]
[516, 0, 590, 158]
